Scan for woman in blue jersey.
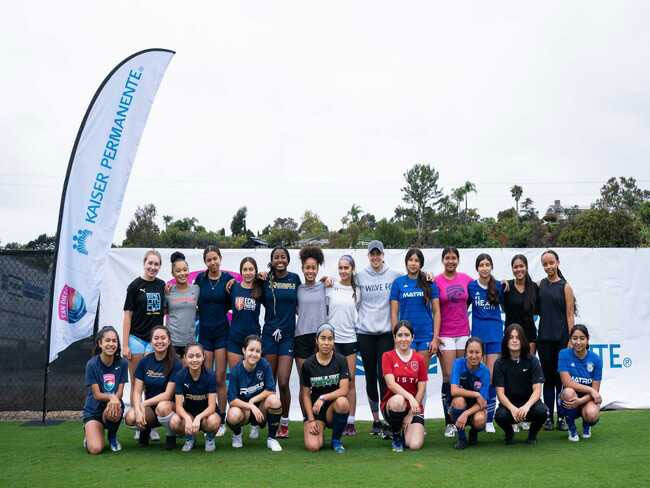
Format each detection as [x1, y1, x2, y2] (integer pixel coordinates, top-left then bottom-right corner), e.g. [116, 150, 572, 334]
[263, 246, 301, 438]
[449, 337, 490, 449]
[83, 326, 128, 454]
[169, 343, 221, 452]
[227, 257, 264, 369]
[124, 325, 182, 449]
[194, 245, 233, 431]
[558, 324, 602, 442]
[226, 335, 283, 451]
[468, 253, 505, 433]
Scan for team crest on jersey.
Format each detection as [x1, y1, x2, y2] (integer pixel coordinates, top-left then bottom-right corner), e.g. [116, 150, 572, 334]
[473, 380, 482, 391]
[256, 370, 264, 380]
[103, 373, 116, 393]
[410, 361, 419, 371]
[587, 362, 594, 373]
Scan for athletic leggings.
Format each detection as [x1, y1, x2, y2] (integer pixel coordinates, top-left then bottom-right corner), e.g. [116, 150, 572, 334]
[537, 340, 563, 419]
[357, 333, 394, 414]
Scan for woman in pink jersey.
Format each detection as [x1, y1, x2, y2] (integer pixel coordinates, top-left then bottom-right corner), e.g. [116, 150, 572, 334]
[433, 247, 473, 438]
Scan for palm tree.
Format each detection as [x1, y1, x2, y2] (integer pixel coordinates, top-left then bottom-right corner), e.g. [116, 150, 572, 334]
[462, 181, 476, 214]
[162, 215, 173, 231]
[510, 185, 523, 216]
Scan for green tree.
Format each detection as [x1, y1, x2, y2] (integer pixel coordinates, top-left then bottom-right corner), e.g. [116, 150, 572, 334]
[261, 217, 299, 247]
[510, 185, 523, 216]
[298, 210, 328, 237]
[401, 164, 443, 245]
[461, 181, 476, 214]
[123, 204, 160, 247]
[230, 206, 248, 236]
[557, 209, 641, 247]
[162, 215, 173, 231]
[594, 177, 650, 213]
[373, 219, 408, 248]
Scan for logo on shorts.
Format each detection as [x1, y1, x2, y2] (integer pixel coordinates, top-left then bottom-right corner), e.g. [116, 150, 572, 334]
[72, 229, 92, 255]
[410, 361, 419, 372]
[256, 370, 264, 380]
[57, 284, 87, 324]
[103, 373, 116, 393]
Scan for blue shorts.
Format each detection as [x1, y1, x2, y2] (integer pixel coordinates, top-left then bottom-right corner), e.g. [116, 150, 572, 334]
[128, 335, 153, 355]
[484, 341, 501, 355]
[556, 388, 585, 417]
[198, 332, 227, 351]
[262, 330, 294, 357]
[227, 337, 245, 355]
[411, 340, 431, 352]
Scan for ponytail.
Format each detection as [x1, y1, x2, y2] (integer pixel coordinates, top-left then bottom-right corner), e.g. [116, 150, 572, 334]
[476, 253, 499, 305]
[405, 248, 430, 305]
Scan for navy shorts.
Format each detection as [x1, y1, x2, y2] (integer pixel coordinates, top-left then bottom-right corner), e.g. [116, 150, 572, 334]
[83, 401, 124, 425]
[227, 337, 245, 355]
[262, 330, 294, 357]
[199, 332, 228, 351]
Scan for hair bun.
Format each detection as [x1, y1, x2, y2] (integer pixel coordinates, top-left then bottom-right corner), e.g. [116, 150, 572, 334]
[170, 251, 186, 264]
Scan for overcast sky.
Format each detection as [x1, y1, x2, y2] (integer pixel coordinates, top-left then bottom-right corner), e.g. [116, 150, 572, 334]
[2, 1, 650, 244]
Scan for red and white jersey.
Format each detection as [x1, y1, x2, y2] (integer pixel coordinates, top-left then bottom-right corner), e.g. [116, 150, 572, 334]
[381, 349, 428, 409]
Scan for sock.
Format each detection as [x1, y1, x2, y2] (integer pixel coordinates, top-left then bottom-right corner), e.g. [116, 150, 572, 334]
[487, 385, 496, 423]
[280, 416, 289, 427]
[267, 407, 281, 439]
[332, 412, 347, 442]
[157, 413, 174, 436]
[105, 419, 120, 441]
[184, 434, 194, 442]
[347, 416, 355, 424]
[369, 399, 379, 414]
[227, 420, 242, 436]
[387, 409, 408, 435]
[206, 432, 215, 441]
[584, 418, 599, 427]
[442, 382, 452, 424]
[218, 411, 226, 423]
[564, 407, 579, 431]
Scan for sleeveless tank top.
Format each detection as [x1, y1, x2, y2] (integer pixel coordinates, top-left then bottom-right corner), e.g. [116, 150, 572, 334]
[537, 278, 568, 343]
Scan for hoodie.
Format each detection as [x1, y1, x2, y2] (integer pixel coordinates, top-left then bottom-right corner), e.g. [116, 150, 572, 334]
[355, 264, 401, 334]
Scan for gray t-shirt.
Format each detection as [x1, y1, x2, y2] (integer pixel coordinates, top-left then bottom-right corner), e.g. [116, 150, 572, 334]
[166, 284, 199, 346]
[295, 282, 327, 337]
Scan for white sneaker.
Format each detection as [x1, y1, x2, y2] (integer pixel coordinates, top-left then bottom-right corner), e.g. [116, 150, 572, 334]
[485, 422, 496, 433]
[150, 429, 160, 441]
[267, 438, 282, 452]
[205, 436, 216, 452]
[133, 430, 140, 440]
[181, 436, 195, 452]
[216, 424, 226, 437]
[444, 424, 457, 438]
[512, 423, 520, 433]
[582, 425, 592, 439]
[520, 422, 530, 431]
[83, 437, 87, 450]
[232, 433, 243, 448]
[249, 425, 260, 439]
[568, 431, 580, 442]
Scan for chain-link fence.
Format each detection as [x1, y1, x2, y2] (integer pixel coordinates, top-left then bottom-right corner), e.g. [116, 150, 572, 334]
[0, 250, 93, 420]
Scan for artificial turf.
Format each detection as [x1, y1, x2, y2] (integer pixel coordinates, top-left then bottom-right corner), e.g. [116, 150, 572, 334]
[1, 411, 648, 488]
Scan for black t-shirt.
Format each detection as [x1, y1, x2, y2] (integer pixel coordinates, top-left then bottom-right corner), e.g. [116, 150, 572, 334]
[300, 353, 349, 404]
[503, 280, 538, 332]
[123, 277, 166, 340]
[493, 356, 544, 407]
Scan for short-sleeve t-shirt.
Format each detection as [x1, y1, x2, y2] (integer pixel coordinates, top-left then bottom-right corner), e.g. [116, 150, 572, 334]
[174, 367, 217, 416]
[468, 279, 504, 344]
[123, 277, 166, 340]
[493, 356, 545, 407]
[166, 284, 199, 346]
[450, 357, 491, 402]
[229, 282, 263, 343]
[326, 281, 360, 344]
[389, 275, 439, 343]
[227, 358, 276, 403]
[300, 353, 350, 405]
[83, 355, 129, 419]
[295, 282, 327, 337]
[263, 272, 301, 334]
[435, 272, 473, 338]
[381, 349, 428, 410]
[194, 271, 233, 339]
[558, 348, 603, 387]
[134, 353, 183, 400]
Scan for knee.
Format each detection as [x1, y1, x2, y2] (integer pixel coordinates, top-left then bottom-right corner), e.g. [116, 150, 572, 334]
[205, 414, 220, 432]
[473, 411, 486, 429]
[451, 397, 466, 409]
[494, 407, 508, 423]
[388, 395, 407, 412]
[334, 396, 350, 413]
[86, 441, 103, 455]
[227, 408, 244, 425]
[305, 438, 322, 452]
[155, 401, 173, 417]
[561, 388, 576, 401]
[278, 376, 290, 390]
[407, 436, 424, 450]
[124, 409, 136, 425]
[265, 394, 281, 409]
[105, 411, 122, 423]
[169, 414, 182, 432]
[216, 370, 226, 386]
[583, 404, 600, 423]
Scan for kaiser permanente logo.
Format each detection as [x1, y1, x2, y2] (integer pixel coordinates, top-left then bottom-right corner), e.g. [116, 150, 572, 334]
[58, 284, 87, 324]
[72, 229, 92, 255]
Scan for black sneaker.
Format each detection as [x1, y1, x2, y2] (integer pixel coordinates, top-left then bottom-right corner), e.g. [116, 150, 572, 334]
[165, 435, 176, 450]
[370, 421, 383, 436]
[381, 422, 392, 440]
[543, 418, 554, 431]
[138, 429, 150, 446]
[468, 429, 478, 446]
[454, 438, 467, 450]
[557, 417, 568, 431]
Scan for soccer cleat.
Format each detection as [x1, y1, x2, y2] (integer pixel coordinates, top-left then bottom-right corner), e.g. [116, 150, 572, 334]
[485, 422, 495, 433]
[512, 423, 520, 433]
[557, 417, 569, 431]
[344, 423, 357, 436]
[149, 429, 160, 441]
[109, 437, 122, 452]
[582, 425, 591, 439]
[231, 433, 243, 448]
[165, 435, 177, 450]
[331, 440, 346, 453]
[266, 438, 282, 452]
[521, 422, 530, 431]
[181, 436, 195, 452]
[381, 422, 392, 440]
[543, 418, 554, 431]
[205, 434, 216, 452]
[444, 424, 457, 438]
[276, 424, 289, 439]
[391, 438, 404, 452]
[249, 425, 260, 440]
[468, 429, 478, 446]
[216, 424, 226, 437]
[454, 438, 467, 450]
[370, 421, 383, 436]
[568, 427, 579, 442]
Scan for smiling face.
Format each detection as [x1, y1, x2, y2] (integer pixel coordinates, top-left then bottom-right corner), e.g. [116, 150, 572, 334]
[302, 258, 319, 283]
[99, 331, 119, 357]
[406, 254, 422, 276]
[243, 339, 262, 367]
[143, 254, 161, 280]
[151, 328, 170, 355]
[570, 329, 589, 354]
[204, 251, 221, 274]
[442, 252, 459, 274]
[541, 252, 559, 279]
[512, 257, 527, 281]
[477, 258, 493, 280]
[465, 340, 483, 368]
[172, 260, 189, 285]
[241, 260, 257, 285]
[185, 345, 204, 371]
[368, 249, 383, 271]
[394, 325, 413, 352]
[271, 249, 289, 273]
[338, 259, 353, 283]
[316, 329, 334, 355]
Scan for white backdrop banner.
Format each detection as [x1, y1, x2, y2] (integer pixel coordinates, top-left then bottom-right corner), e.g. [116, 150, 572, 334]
[100, 248, 649, 419]
[48, 49, 174, 362]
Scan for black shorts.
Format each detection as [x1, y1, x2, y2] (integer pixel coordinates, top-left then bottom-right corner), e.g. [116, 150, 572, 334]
[310, 399, 334, 427]
[294, 334, 317, 359]
[335, 342, 359, 357]
[174, 345, 186, 357]
[522, 324, 538, 343]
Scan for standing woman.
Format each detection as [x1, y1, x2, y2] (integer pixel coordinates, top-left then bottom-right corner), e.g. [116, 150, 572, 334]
[227, 257, 264, 369]
[467, 253, 504, 432]
[294, 246, 327, 420]
[537, 249, 576, 431]
[194, 245, 233, 432]
[356, 240, 401, 435]
[122, 250, 166, 407]
[301, 324, 351, 453]
[124, 325, 182, 448]
[433, 247, 473, 437]
[327, 254, 361, 436]
[558, 325, 602, 442]
[83, 326, 128, 454]
[503, 254, 539, 355]
[166, 251, 199, 359]
[262, 246, 301, 438]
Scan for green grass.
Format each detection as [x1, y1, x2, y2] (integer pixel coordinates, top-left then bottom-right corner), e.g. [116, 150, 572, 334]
[1, 411, 649, 488]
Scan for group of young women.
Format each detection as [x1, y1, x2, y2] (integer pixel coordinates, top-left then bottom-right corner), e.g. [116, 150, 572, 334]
[82, 242, 602, 454]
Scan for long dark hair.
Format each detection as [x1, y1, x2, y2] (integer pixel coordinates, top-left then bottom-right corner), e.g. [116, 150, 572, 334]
[392, 319, 414, 337]
[511, 254, 537, 312]
[267, 247, 290, 317]
[184, 342, 206, 373]
[240, 257, 263, 300]
[149, 325, 177, 377]
[442, 246, 460, 260]
[501, 323, 531, 360]
[93, 326, 122, 359]
[203, 245, 222, 262]
[570, 324, 590, 348]
[339, 254, 358, 302]
[475, 253, 499, 306]
[542, 249, 578, 314]
[405, 248, 431, 304]
[464, 336, 485, 357]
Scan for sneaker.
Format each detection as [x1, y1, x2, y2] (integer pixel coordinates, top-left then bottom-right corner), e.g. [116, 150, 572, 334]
[133, 430, 140, 440]
[150, 429, 160, 441]
[276, 424, 289, 439]
[138, 429, 150, 446]
[231, 433, 243, 448]
[83, 437, 87, 451]
[512, 423, 520, 433]
[557, 417, 569, 432]
[109, 436, 122, 452]
[454, 438, 467, 450]
[582, 425, 591, 439]
[444, 424, 457, 438]
[331, 440, 346, 453]
[205, 434, 216, 452]
[521, 422, 530, 431]
[181, 436, 195, 452]
[485, 422, 495, 434]
[381, 422, 392, 440]
[216, 424, 226, 437]
[568, 427, 579, 442]
[370, 421, 382, 436]
[249, 425, 260, 440]
[543, 418, 554, 431]
[468, 429, 478, 446]
[165, 435, 176, 450]
[267, 438, 282, 452]
[344, 423, 357, 436]
[391, 438, 404, 452]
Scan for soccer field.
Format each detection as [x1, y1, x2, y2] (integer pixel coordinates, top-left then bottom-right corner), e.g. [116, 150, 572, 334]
[1, 411, 648, 488]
